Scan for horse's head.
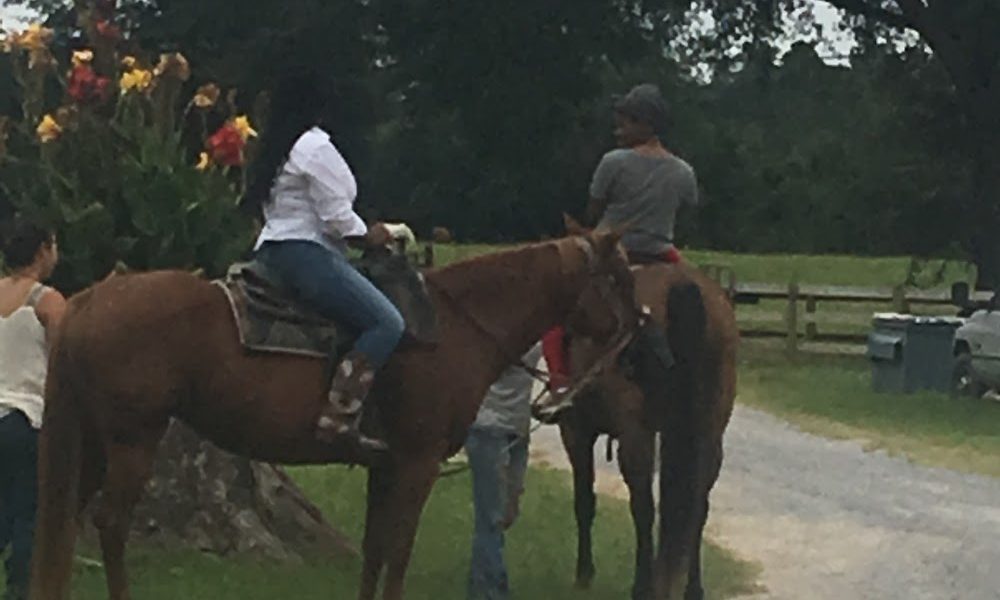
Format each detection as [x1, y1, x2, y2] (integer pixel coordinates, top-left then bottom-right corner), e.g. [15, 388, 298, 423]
[559, 214, 638, 346]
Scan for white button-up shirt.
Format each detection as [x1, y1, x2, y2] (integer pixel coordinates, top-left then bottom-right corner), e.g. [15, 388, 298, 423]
[254, 127, 367, 252]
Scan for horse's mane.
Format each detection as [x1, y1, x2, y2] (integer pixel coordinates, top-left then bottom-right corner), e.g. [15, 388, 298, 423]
[425, 240, 563, 301]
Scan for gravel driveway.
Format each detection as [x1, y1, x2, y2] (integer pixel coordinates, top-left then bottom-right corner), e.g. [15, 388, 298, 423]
[529, 405, 1000, 600]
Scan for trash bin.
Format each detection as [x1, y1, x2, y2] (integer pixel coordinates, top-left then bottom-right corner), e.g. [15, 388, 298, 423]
[866, 313, 964, 393]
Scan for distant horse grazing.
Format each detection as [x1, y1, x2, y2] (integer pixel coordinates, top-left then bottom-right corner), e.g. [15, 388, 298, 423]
[557, 262, 737, 600]
[30, 231, 637, 600]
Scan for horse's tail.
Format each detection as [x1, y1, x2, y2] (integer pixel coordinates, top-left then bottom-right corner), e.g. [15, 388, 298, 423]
[655, 279, 709, 596]
[30, 309, 93, 600]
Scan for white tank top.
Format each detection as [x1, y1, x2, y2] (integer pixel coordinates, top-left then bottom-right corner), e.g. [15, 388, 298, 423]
[0, 282, 50, 429]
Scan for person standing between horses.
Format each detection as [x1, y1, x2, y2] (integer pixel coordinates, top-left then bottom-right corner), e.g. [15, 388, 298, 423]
[243, 72, 404, 452]
[466, 343, 543, 600]
[0, 218, 66, 600]
[541, 83, 697, 412]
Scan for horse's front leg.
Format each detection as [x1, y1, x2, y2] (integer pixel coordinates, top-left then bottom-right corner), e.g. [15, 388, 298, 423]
[375, 454, 440, 600]
[559, 418, 598, 589]
[618, 422, 656, 600]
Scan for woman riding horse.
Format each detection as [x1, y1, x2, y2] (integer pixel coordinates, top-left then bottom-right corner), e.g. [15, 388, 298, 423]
[243, 70, 403, 452]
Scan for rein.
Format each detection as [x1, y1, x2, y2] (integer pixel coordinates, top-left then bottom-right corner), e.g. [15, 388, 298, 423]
[427, 277, 552, 385]
[424, 237, 633, 387]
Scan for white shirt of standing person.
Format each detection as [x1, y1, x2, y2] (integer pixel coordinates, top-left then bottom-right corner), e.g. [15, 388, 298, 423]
[254, 127, 367, 252]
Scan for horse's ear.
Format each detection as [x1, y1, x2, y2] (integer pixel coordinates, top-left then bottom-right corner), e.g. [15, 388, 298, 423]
[590, 226, 624, 257]
[563, 213, 588, 236]
[593, 216, 640, 254]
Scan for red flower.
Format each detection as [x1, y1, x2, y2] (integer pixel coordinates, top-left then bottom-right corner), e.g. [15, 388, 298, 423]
[95, 19, 122, 42]
[67, 64, 112, 104]
[206, 124, 246, 167]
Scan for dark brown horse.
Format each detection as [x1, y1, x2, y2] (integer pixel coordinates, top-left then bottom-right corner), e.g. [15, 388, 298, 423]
[29, 232, 638, 600]
[557, 262, 738, 600]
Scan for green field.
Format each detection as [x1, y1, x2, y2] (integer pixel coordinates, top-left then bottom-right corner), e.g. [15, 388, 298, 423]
[16, 466, 759, 599]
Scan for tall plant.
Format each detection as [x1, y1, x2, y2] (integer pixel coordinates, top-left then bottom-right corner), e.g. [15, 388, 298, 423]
[0, 2, 258, 292]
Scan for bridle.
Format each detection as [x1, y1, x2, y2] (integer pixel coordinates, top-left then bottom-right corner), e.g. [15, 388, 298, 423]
[426, 236, 641, 389]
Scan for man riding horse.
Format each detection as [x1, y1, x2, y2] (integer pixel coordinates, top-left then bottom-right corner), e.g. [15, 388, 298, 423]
[541, 83, 699, 414]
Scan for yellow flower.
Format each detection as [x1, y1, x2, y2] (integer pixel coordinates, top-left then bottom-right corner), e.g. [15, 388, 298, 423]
[192, 83, 220, 108]
[36, 114, 62, 143]
[10, 24, 53, 52]
[232, 115, 258, 141]
[195, 152, 211, 171]
[121, 55, 138, 71]
[154, 52, 190, 81]
[120, 69, 153, 94]
[71, 49, 94, 67]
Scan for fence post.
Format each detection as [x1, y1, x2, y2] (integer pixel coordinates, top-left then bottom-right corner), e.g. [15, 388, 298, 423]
[805, 295, 818, 341]
[786, 281, 800, 354]
[892, 285, 909, 313]
[423, 243, 435, 268]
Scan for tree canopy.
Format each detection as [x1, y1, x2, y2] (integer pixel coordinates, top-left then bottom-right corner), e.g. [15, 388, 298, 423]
[3, 0, 995, 285]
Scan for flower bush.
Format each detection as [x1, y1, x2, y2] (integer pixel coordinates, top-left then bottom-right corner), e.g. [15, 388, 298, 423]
[0, 3, 258, 291]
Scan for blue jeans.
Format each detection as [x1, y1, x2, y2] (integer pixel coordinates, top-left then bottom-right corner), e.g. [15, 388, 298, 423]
[0, 411, 38, 600]
[466, 427, 530, 600]
[256, 240, 405, 368]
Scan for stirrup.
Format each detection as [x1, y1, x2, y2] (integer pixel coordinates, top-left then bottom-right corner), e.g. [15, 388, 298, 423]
[316, 414, 388, 452]
[531, 384, 581, 424]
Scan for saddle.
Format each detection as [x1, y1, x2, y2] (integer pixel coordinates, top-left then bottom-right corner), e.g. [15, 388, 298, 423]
[215, 250, 438, 359]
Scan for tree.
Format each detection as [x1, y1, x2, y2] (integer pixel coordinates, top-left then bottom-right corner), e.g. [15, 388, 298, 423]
[10, 0, 983, 266]
[834, 1, 1000, 289]
[662, 0, 1000, 287]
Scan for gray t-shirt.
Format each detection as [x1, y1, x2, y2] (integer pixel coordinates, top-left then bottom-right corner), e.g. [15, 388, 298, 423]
[472, 343, 543, 436]
[591, 149, 698, 255]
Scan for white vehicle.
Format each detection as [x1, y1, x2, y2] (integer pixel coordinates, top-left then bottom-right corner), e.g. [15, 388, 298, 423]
[952, 306, 1000, 397]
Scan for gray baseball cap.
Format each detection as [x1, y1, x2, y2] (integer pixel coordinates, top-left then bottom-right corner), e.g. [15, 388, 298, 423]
[614, 83, 668, 132]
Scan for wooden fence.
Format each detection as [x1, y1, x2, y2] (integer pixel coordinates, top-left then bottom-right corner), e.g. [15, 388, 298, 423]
[694, 263, 994, 351]
[726, 280, 990, 352]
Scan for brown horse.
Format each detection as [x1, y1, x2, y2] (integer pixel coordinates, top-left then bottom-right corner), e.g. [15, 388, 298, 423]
[557, 262, 738, 600]
[29, 231, 638, 600]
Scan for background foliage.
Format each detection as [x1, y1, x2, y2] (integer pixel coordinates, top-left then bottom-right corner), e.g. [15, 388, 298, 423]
[3, 1, 997, 285]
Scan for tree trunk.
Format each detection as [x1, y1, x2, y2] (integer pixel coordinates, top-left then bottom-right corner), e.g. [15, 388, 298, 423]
[966, 96, 1000, 292]
[87, 421, 357, 562]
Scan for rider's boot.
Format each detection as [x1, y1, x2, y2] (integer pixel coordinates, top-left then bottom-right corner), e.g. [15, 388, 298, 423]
[315, 350, 388, 453]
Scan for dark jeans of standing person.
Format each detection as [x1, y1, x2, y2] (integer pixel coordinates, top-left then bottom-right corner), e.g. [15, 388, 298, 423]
[0, 411, 38, 600]
[466, 427, 529, 600]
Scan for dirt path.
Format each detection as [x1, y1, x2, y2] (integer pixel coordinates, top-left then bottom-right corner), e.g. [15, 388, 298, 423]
[529, 405, 1000, 600]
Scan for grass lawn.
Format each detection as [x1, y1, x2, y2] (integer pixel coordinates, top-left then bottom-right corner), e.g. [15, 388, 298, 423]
[738, 339, 1000, 478]
[42, 466, 759, 599]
